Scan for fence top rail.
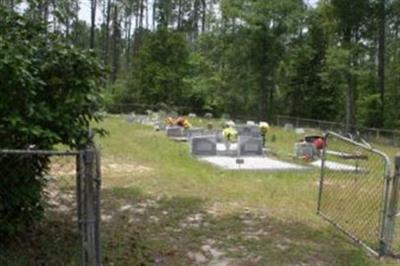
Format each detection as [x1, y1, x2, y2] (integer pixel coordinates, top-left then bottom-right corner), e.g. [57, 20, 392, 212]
[276, 115, 400, 135]
[325, 131, 393, 177]
[0, 149, 80, 156]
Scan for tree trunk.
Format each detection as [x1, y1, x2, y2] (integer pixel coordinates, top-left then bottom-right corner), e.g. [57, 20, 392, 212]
[90, 0, 97, 49]
[152, 0, 157, 30]
[104, 0, 111, 65]
[139, 0, 144, 28]
[126, 16, 132, 67]
[111, 4, 120, 82]
[378, 0, 386, 126]
[177, 0, 182, 30]
[201, 0, 206, 33]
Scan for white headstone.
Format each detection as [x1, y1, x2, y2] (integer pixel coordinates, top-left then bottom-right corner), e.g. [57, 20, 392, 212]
[188, 113, 197, 118]
[295, 128, 305, 134]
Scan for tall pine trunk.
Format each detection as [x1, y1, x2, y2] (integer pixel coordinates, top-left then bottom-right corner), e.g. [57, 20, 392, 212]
[378, 0, 386, 126]
[90, 0, 97, 49]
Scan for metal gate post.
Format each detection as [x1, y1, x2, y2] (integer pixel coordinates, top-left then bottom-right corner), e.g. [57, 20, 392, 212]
[381, 155, 400, 256]
[83, 145, 100, 266]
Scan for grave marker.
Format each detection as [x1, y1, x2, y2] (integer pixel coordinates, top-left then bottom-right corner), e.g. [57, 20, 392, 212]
[187, 128, 205, 138]
[238, 125, 261, 138]
[191, 136, 217, 156]
[238, 136, 264, 156]
[284, 123, 294, 131]
[166, 126, 185, 138]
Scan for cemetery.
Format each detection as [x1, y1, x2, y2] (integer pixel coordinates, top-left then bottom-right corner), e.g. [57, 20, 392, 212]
[90, 114, 400, 265]
[126, 113, 366, 173]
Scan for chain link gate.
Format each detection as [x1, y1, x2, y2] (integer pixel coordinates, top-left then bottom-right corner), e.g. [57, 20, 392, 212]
[0, 145, 101, 266]
[317, 131, 399, 257]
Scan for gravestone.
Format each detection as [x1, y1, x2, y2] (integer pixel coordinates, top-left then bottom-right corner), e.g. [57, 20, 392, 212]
[284, 123, 294, 132]
[215, 131, 225, 142]
[187, 128, 205, 138]
[127, 114, 135, 123]
[191, 136, 217, 156]
[238, 125, 261, 138]
[246, 121, 256, 126]
[135, 115, 148, 124]
[188, 113, 197, 118]
[294, 142, 318, 158]
[238, 136, 264, 156]
[166, 126, 185, 138]
[154, 121, 167, 131]
[295, 128, 305, 135]
[205, 113, 213, 118]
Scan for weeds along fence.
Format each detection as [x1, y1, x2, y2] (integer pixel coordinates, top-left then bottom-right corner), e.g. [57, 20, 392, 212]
[318, 132, 400, 257]
[276, 115, 400, 147]
[0, 145, 101, 266]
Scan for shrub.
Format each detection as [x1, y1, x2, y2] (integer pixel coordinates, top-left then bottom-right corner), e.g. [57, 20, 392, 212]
[0, 7, 104, 237]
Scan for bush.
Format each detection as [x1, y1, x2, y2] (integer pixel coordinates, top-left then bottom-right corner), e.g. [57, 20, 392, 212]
[0, 7, 104, 237]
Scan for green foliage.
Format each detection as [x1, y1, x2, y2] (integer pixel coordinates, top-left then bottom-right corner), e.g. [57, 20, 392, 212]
[128, 28, 191, 108]
[0, 6, 104, 237]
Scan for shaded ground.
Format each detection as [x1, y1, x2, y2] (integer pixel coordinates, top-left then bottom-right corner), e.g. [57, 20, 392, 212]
[101, 186, 377, 266]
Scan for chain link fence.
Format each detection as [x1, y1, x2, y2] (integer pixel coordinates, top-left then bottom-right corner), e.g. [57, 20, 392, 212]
[0, 146, 101, 265]
[317, 132, 397, 256]
[276, 115, 400, 147]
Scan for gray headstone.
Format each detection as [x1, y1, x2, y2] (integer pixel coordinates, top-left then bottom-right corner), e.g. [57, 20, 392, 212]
[205, 113, 213, 118]
[215, 131, 225, 142]
[237, 125, 261, 138]
[284, 123, 294, 132]
[166, 126, 185, 138]
[187, 128, 205, 139]
[238, 136, 264, 156]
[191, 136, 217, 156]
[127, 114, 135, 123]
[294, 143, 318, 158]
[188, 113, 197, 118]
[295, 128, 305, 134]
[154, 121, 166, 131]
[246, 121, 256, 126]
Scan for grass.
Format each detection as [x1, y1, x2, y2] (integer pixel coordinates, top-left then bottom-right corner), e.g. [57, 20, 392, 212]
[2, 116, 399, 265]
[95, 117, 399, 265]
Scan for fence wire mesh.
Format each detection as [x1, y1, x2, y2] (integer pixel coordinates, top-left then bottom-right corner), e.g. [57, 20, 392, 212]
[0, 150, 81, 265]
[317, 132, 391, 256]
[276, 115, 400, 147]
[0, 148, 101, 266]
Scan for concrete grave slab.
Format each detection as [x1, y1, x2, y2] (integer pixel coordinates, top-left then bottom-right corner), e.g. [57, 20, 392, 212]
[199, 156, 308, 171]
[311, 160, 366, 172]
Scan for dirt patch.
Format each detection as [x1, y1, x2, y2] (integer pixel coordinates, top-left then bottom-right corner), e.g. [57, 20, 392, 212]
[102, 162, 152, 174]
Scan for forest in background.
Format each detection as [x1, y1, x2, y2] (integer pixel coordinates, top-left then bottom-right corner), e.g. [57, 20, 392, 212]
[2, 0, 400, 133]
